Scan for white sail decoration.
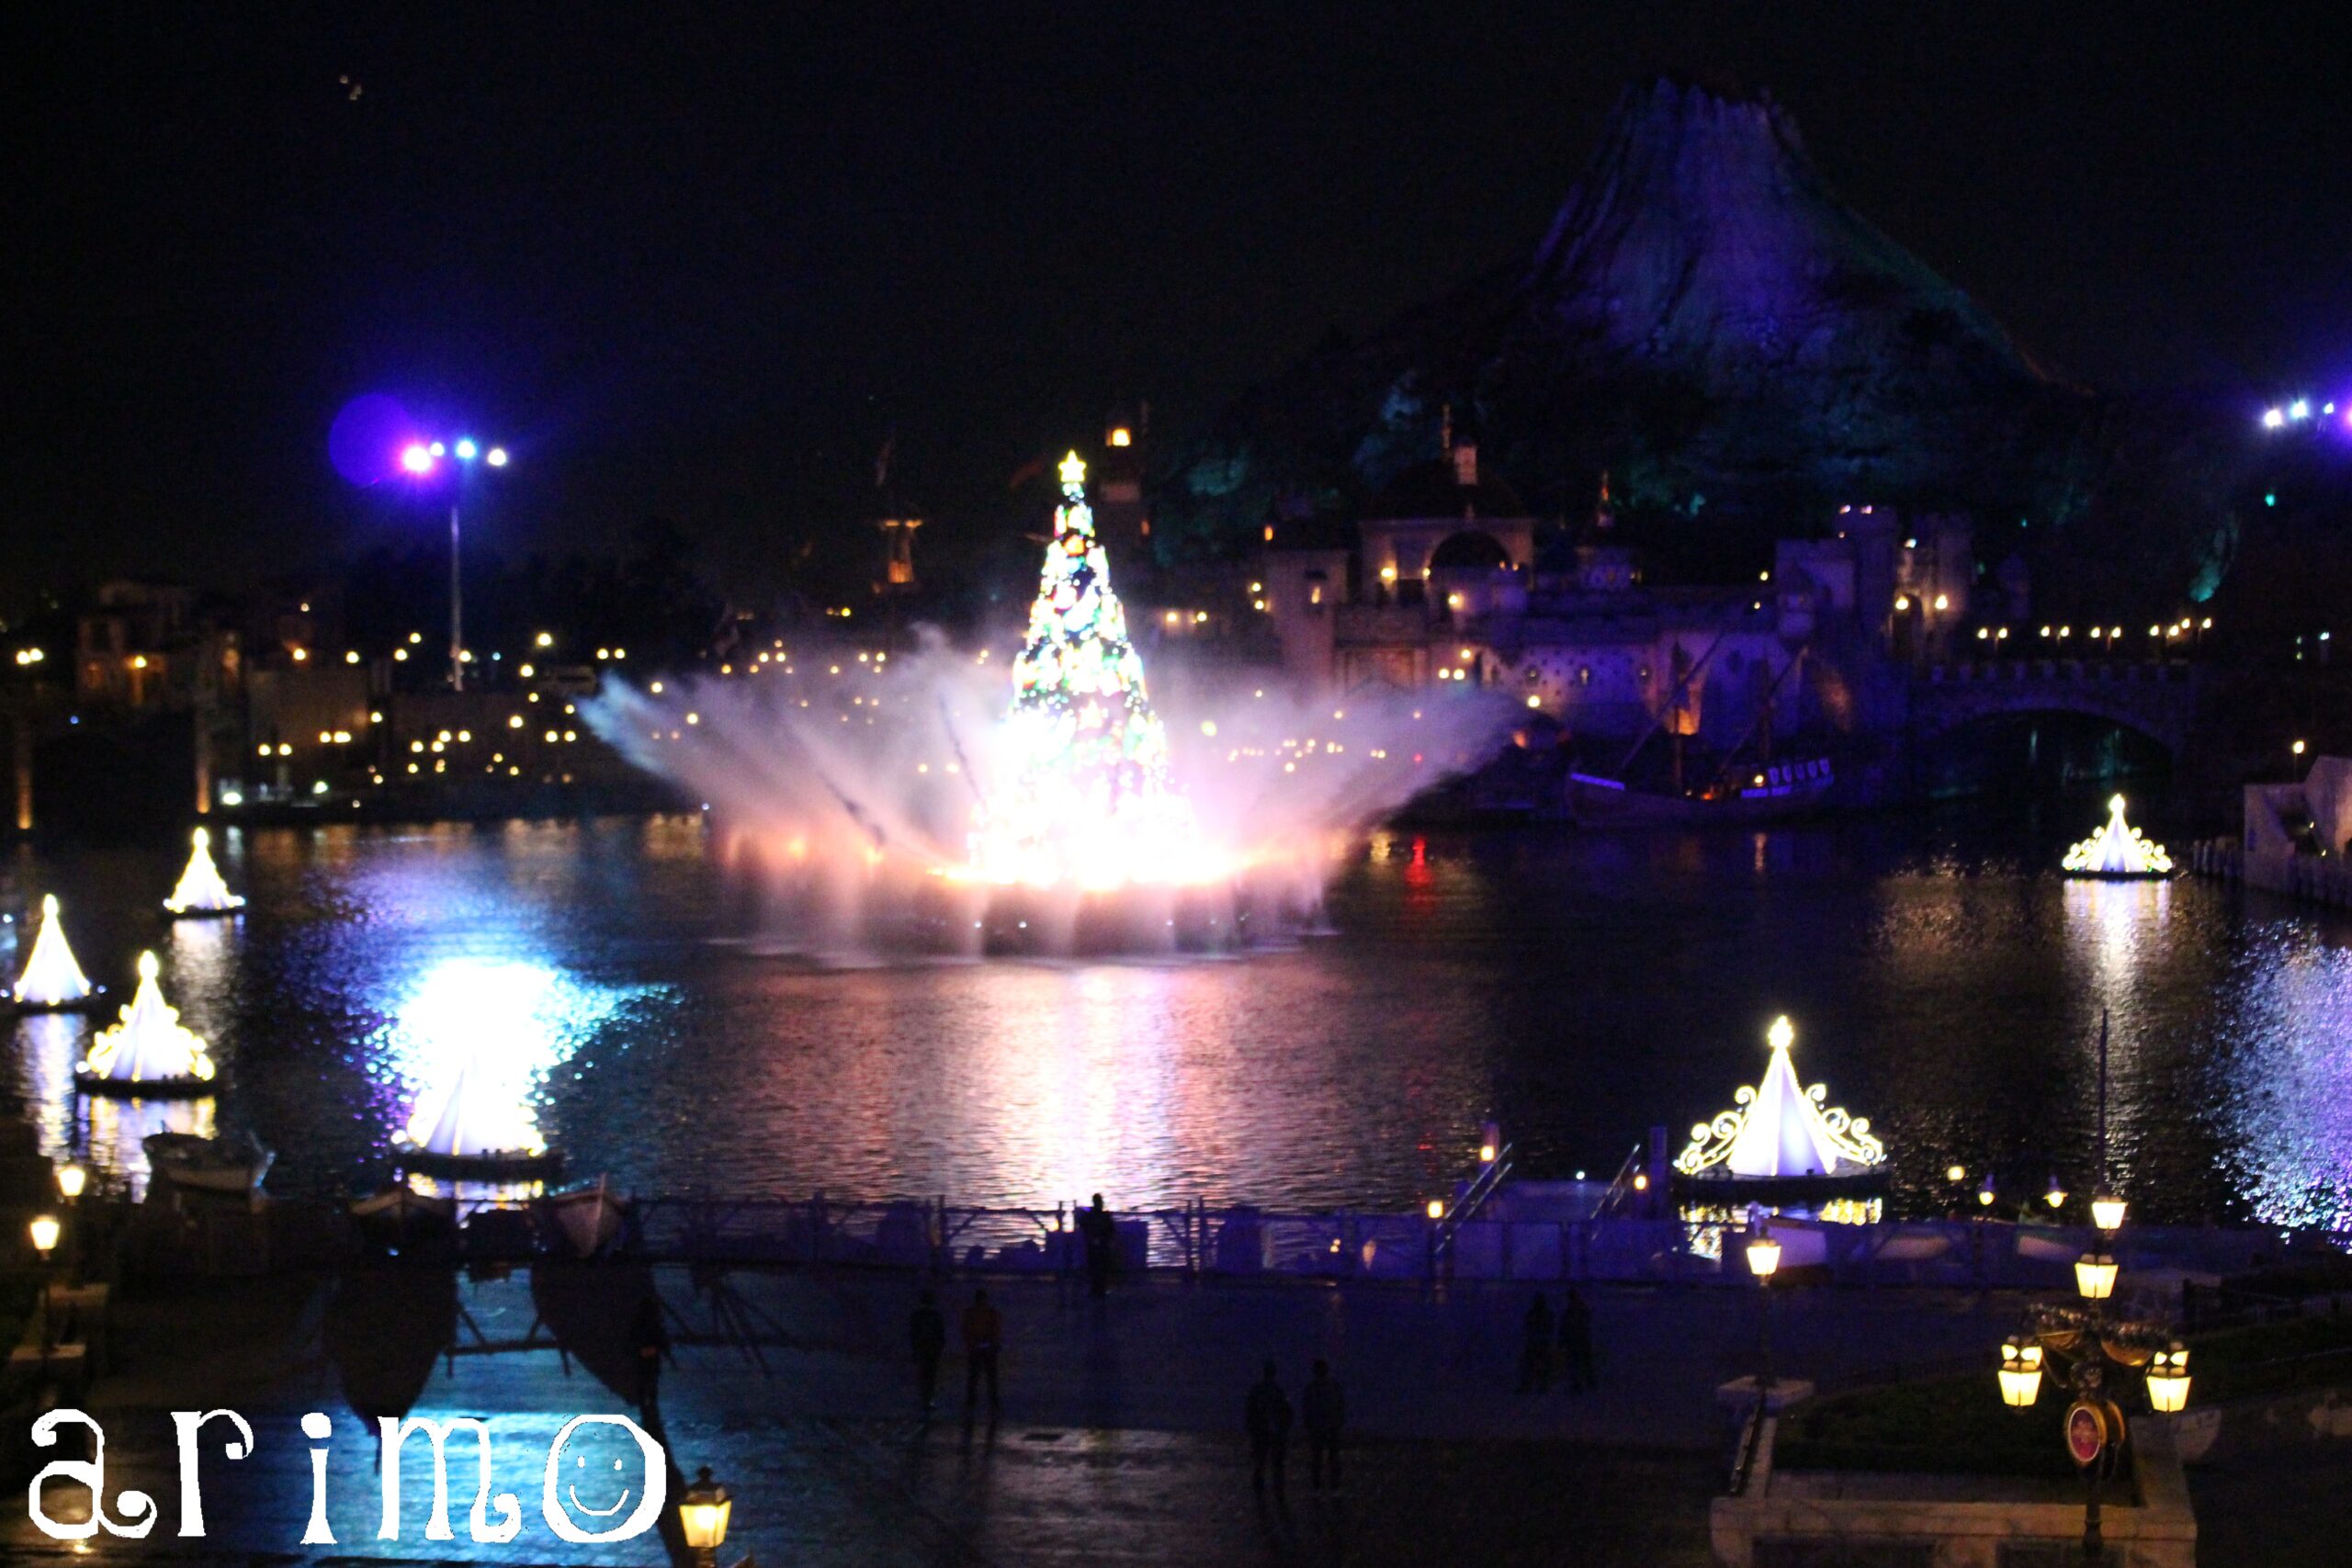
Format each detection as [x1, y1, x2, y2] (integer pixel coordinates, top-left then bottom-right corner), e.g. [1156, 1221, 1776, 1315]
[2062, 795, 2173, 877]
[164, 826, 245, 915]
[12, 895, 95, 1008]
[1676, 1016, 1884, 1179]
[396, 1055, 548, 1162]
[78, 952, 217, 1089]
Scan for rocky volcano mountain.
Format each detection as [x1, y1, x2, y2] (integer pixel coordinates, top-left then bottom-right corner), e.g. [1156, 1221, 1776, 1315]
[1156, 79, 2091, 560]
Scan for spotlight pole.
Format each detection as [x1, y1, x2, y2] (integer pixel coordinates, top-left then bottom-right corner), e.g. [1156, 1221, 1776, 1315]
[449, 496, 465, 694]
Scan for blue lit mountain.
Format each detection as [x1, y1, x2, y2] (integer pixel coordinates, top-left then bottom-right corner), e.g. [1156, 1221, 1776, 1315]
[1155, 78, 2094, 560]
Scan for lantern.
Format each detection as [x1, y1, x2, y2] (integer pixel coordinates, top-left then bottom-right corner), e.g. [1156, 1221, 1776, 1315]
[28, 1214, 61, 1260]
[2043, 1175, 2066, 1210]
[1997, 1337, 2045, 1408]
[2091, 1190, 2127, 1234]
[57, 1164, 87, 1201]
[2075, 1252, 2119, 1302]
[2146, 1344, 2191, 1414]
[1745, 1230, 1781, 1280]
[678, 1466, 732, 1562]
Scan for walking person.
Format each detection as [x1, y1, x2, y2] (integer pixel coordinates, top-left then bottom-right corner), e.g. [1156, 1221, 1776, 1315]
[962, 1287, 1003, 1414]
[628, 1294, 672, 1420]
[1245, 1360, 1293, 1501]
[1518, 1292, 1555, 1393]
[1300, 1359, 1345, 1492]
[1081, 1192, 1116, 1298]
[910, 1289, 947, 1413]
[1558, 1286, 1596, 1393]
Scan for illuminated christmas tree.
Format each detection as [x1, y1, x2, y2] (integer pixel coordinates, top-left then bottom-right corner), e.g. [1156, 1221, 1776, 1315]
[969, 452, 1201, 887]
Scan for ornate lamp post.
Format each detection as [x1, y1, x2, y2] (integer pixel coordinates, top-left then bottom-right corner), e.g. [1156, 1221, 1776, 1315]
[1992, 1015, 2187, 1563]
[678, 1466, 732, 1568]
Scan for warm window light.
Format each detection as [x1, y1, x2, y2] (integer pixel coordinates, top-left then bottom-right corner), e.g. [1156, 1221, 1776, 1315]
[1425, 1198, 1445, 1221]
[678, 1467, 732, 1554]
[1478, 1142, 1498, 1165]
[1977, 1176, 1996, 1208]
[1108, 426, 1133, 447]
[1933, 594, 1949, 611]
[2091, 1191, 2126, 1233]
[1997, 1337, 2045, 1408]
[1745, 1228, 1781, 1280]
[1380, 564, 1397, 582]
[28, 1214, 60, 1259]
[57, 1164, 86, 1201]
[2146, 1345, 2191, 1414]
[2044, 1176, 2067, 1210]
[1946, 1164, 1967, 1183]
[2075, 1252, 2119, 1301]
[1894, 594, 1910, 612]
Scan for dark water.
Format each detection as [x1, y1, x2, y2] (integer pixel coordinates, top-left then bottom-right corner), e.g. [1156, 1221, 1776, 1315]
[7, 802, 2350, 1225]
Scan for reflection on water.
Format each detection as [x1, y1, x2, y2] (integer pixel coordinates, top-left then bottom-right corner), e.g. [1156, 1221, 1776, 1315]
[5, 806, 2352, 1222]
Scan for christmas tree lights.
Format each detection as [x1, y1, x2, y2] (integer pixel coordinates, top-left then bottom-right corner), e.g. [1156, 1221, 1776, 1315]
[967, 452, 1206, 888]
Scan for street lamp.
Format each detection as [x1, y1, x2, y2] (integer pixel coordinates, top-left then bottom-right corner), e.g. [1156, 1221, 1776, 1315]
[401, 433, 511, 692]
[2074, 1252, 2119, 1301]
[28, 1214, 60, 1259]
[57, 1164, 86, 1201]
[2146, 1345, 2191, 1414]
[678, 1466, 732, 1568]
[1746, 1219, 1781, 1400]
[2043, 1175, 2067, 1212]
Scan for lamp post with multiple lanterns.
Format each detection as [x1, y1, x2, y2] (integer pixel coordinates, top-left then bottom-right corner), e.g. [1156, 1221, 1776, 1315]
[1993, 1014, 2187, 1563]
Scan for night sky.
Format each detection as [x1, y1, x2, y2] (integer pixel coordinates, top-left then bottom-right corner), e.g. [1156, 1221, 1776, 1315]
[6, 3, 2347, 599]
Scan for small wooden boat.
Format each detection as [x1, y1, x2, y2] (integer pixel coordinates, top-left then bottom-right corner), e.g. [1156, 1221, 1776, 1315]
[544, 1175, 629, 1258]
[4, 987, 107, 1018]
[145, 1131, 273, 1197]
[350, 1181, 458, 1235]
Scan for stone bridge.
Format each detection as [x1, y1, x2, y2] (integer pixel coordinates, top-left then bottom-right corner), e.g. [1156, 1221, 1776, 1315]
[1905, 659, 2206, 757]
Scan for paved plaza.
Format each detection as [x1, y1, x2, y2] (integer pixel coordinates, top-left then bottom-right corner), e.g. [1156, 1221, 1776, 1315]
[8, 1264, 2038, 1565]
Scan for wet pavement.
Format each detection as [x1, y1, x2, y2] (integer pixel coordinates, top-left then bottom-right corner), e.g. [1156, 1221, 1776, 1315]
[7, 1267, 2029, 1564]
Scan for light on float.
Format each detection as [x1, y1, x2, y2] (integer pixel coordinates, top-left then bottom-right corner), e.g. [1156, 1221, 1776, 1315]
[678, 1467, 732, 1559]
[2091, 1190, 2127, 1233]
[1998, 1337, 2045, 1408]
[2075, 1252, 2119, 1301]
[2146, 1344, 2191, 1414]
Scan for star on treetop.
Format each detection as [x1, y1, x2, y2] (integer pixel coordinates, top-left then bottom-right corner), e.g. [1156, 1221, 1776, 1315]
[1058, 451, 1088, 488]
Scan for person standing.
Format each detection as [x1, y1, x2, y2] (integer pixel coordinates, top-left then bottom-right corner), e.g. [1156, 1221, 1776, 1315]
[1300, 1359, 1345, 1492]
[1081, 1192, 1115, 1298]
[628, 1294, 672, 1419]
[910, 1289, 947, 1412]
[962, 1287, 1003, 1413]
[1559, 1286, 1596, 1393]
[1245, 1360, 1293, 1500]
[1518, 1292, 1555, 1393]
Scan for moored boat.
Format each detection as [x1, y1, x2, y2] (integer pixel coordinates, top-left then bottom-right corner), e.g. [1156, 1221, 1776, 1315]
[544, 1175, 629, 1258]
[145, 1130, 273, 1197]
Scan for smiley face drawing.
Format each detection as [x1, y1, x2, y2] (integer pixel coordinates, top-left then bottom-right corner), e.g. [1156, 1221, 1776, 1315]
[541, 1414, 667, 1544]
[571, 1454, 635, 1519]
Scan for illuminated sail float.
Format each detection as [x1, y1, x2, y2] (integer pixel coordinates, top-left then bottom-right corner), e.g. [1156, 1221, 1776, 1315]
[2062, 795, 2174, 879]
[1675, 1016, 1886, 1198]
[964, 453, 1207, 890]
[10, 894, 103, 1012]
[163, 826, 246, 917]
[392, 1055, 564, 1179]
[76, 952, 217, 1096]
